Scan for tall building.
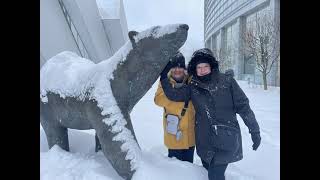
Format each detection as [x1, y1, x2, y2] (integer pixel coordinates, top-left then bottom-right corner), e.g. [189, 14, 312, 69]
[204, 0, 280, 86]
[40, 0, 129, 68]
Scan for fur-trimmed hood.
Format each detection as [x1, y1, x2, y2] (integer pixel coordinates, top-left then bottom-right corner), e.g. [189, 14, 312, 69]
[187, 48, 219, 76]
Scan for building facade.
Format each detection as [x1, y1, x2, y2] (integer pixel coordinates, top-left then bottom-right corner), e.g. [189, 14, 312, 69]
[204, 0, 280, 86]
[40, 0, 129, 68]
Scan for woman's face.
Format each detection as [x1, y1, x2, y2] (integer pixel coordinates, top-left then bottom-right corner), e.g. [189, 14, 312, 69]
[171, 67, 185, 81]
[196, 63, 211, 76]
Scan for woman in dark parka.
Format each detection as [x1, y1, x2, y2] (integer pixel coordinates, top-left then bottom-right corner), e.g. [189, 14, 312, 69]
[160, 48, 261, 180]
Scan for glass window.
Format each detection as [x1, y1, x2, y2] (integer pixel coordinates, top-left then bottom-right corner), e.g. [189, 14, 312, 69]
[244, 56, 255, 74]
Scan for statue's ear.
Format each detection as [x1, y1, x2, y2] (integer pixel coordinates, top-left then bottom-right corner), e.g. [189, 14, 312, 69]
[128, 31, 139, 47]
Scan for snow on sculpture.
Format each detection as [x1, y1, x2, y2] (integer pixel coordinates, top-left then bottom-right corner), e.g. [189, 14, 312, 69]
[40, 24, 189, 179]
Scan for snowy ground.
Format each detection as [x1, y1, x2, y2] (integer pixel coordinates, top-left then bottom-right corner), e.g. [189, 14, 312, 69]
[40, 80, 279, 180]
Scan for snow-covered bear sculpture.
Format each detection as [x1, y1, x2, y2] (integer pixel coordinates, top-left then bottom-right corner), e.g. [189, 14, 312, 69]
[40, 24, 189, 179]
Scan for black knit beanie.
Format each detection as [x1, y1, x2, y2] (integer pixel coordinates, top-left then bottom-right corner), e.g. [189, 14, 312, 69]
[170, 52, 186, 69]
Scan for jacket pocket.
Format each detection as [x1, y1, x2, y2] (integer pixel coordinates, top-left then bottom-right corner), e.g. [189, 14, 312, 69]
[210, 124, 240, 151]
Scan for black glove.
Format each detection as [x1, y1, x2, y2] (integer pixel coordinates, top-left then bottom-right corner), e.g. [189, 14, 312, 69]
[251, 132, 261, 151]
[160, 61, 173, 80]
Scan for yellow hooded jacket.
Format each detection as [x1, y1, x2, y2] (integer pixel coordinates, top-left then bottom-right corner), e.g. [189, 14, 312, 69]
[154, 71, 195, 149]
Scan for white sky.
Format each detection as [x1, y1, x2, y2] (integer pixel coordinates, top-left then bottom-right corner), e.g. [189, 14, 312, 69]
[122, 0, 205, 61]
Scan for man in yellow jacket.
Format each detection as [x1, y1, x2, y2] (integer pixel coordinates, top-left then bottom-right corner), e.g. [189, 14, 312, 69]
[154, 52, 195, 163]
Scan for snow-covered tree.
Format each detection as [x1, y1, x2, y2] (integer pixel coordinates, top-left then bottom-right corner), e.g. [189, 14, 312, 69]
[243, 10, 280, 90]
[214, 46, 233, 73]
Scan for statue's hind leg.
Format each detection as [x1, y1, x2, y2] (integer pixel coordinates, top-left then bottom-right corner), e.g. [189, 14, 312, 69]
[43, 121, 69, 151]
[40, 103, 69, 151]
[95, 132, 102, 152]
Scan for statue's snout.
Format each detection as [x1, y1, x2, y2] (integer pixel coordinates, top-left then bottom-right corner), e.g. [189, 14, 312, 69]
[180, 24, 189, 31]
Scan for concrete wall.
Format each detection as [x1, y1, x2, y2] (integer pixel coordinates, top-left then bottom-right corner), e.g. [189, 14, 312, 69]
[40, 0, 80, 62]
[119, 0, 129, 42]
[101, 0, 129, 54]
[102, 19, 125, 54]
[40, 52, 46, 69]
[41, 0, 129, 67]
[62, 0, 112, 62]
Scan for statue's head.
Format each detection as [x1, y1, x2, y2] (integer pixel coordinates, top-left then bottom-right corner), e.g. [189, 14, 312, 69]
[111, 24, 189, 112]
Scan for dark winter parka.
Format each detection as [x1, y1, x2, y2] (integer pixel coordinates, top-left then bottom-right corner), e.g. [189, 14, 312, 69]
[160, 49, 260, 165]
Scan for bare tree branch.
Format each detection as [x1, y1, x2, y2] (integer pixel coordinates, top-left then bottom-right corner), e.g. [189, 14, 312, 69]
[242, 9, 280, 89]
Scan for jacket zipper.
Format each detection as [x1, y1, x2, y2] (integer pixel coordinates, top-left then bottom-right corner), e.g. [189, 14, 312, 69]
[213, 124, 239, 135]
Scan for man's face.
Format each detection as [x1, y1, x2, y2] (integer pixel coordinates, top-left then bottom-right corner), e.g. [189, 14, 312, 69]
[196, 63, 211, 76]
[171, 67, 185, 81]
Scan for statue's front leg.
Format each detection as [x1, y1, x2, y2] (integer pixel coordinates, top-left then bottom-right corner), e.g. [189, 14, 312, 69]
[85, 101, 138, 179]
[92, 118, 135, 179]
